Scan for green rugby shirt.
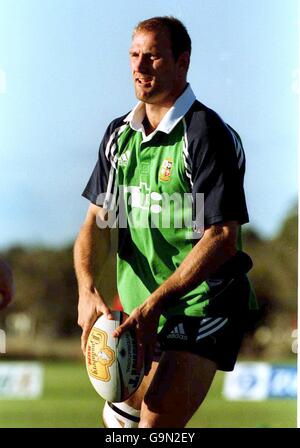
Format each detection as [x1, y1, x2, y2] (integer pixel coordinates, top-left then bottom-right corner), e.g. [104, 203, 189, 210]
[83, 84, 257, 330]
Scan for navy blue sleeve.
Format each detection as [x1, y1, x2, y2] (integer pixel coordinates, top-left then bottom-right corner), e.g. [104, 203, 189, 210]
[82, 115, 127, 206]
[82, 127, 112, 205]
[188, 108, 249, 227]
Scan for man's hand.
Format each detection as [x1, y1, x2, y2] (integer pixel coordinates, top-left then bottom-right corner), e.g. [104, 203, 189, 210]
[74, 203, 113, 355]
[0, 260, 14, 310]
[113, 301, 161, 376]
[78, 287, 113, 355]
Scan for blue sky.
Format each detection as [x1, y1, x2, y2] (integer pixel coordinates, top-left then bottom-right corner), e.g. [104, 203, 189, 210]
[0, 0, 298, 248]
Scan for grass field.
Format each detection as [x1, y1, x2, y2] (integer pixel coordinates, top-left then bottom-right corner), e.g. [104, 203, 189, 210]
[0, 360, 296, 428]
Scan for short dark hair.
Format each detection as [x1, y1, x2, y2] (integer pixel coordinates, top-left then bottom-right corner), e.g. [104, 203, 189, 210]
[133, 16, 191, 61]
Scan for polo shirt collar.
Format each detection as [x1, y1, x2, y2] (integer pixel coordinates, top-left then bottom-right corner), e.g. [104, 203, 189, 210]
[124, 84, 196, 139]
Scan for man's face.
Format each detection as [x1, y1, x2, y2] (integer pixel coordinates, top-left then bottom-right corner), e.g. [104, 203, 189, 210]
[129, 29, 185, 105]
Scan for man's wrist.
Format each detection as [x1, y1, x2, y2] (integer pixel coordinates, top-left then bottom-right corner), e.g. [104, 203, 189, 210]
[78, 282, 96, 296]
[146, 293, 165, 315]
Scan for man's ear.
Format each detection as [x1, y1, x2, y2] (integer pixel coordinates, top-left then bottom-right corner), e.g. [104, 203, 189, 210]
[177, 51, 190, 76]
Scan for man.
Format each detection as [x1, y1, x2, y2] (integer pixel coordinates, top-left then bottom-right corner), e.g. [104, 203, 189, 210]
[74, 16, 257, 428]
[0, 259, 14, 310]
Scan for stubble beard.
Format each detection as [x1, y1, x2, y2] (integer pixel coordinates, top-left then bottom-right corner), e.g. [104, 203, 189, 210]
[134, 81, 173, 106]
[134, 83, 157, 103]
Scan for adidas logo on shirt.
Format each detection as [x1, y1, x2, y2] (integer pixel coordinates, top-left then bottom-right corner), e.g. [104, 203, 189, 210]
[118, 150, 130, 166]
[167, 323, 188, 340]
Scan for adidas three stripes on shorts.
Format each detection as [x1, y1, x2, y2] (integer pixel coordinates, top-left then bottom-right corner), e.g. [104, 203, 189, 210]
[155, 314, 248, 371]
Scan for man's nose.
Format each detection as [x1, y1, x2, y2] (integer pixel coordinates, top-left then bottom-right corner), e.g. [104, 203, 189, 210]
[133, 54, 149, 73]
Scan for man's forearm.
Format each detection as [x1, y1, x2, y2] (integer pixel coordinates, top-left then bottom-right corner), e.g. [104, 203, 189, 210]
[74, 223, 97, 293]
[75, 214, 113, 352]
[147, 224, 237, 311]
[74, 221, 110, 294]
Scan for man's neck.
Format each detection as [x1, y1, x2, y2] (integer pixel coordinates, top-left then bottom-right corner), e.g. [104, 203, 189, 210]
[143, 83, 187, 136]
[143, 105, 170, 135]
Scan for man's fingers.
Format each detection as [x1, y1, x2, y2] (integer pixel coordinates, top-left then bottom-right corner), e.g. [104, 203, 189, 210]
[112, 314, 133, 337]
[81, 312, 110, 354]
[98, 304, 113, 320]
[92, 288, 113, 320]
[81, 326, 91, 355]
[113, 321, 127, 338]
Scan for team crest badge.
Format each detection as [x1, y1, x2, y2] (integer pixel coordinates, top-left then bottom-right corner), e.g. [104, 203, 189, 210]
[86, 328, 115, 382]
[159, 158, 173, 182]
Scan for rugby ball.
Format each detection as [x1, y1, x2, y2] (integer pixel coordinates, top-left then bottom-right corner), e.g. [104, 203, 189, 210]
[85, 310, 144, 403]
